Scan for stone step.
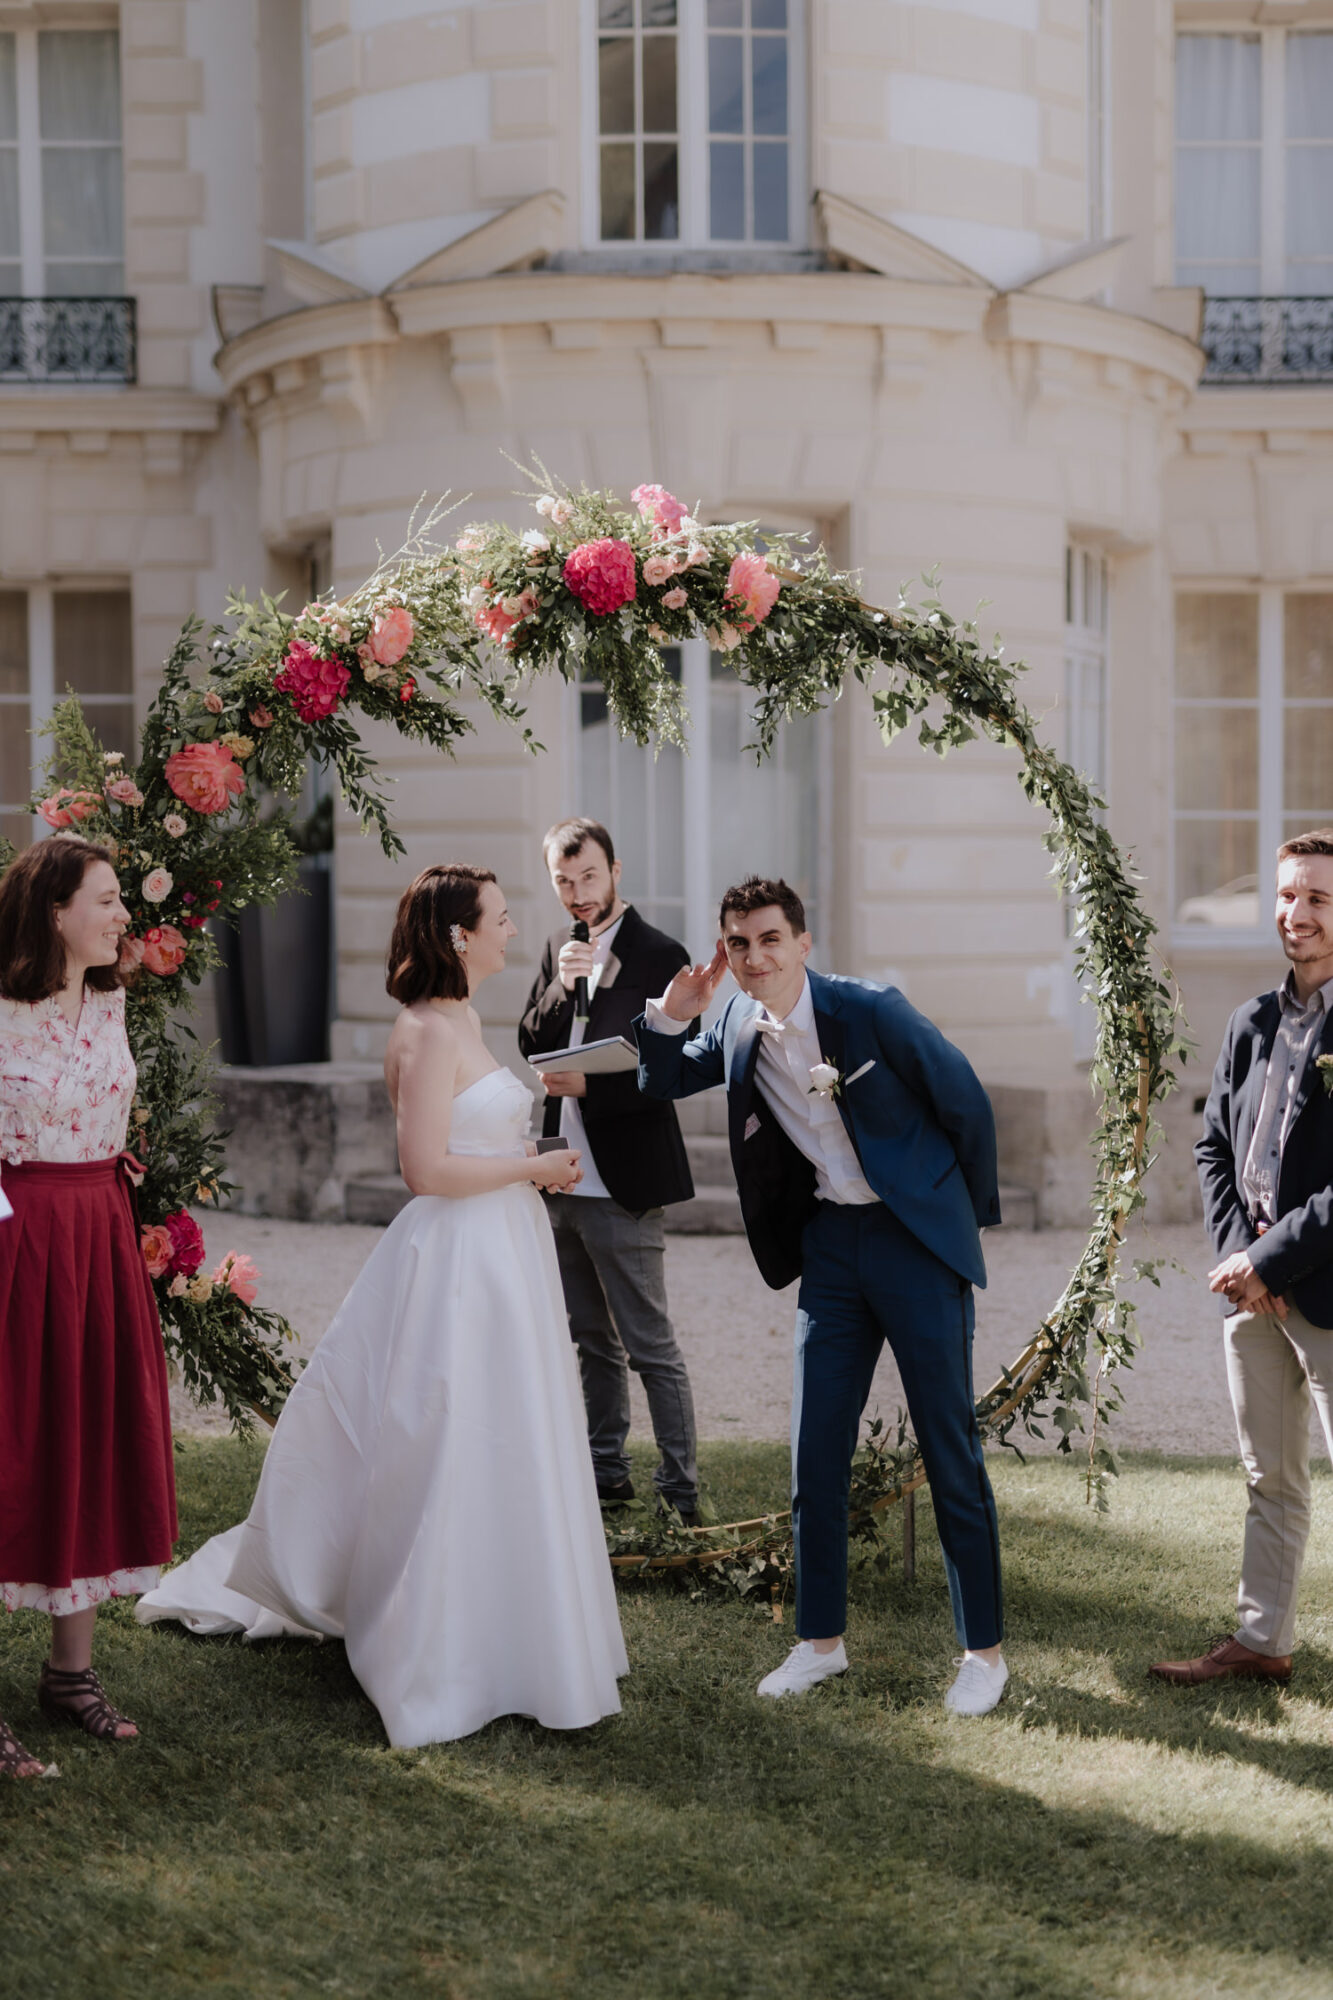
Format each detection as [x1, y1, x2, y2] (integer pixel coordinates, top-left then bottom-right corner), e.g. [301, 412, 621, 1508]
[344, 1171, 1037, 1233]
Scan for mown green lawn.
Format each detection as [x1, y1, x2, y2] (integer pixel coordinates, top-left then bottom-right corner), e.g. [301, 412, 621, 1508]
[6, 1441, 1333, 2000]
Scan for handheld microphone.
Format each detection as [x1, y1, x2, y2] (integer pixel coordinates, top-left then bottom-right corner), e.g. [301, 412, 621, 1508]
[571, 918, 591, 1022]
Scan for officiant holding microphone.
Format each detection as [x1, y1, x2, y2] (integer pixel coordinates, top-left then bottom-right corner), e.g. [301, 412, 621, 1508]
[519, 818, 701, 1522]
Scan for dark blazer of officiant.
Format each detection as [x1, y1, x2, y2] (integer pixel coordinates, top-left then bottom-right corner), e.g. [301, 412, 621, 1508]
[1197, 989, 1333, 1329]
[518, 904, 695, 1215]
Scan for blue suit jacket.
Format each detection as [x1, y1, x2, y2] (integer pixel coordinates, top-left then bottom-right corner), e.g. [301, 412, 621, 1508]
[634, 970, 1000, 1292]
[1196, 989, 1333, 1329]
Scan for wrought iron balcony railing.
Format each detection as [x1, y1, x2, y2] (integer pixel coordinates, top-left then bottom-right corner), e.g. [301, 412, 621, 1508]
[1201, 296, 1333, 384]
[0, 296, 136, 385]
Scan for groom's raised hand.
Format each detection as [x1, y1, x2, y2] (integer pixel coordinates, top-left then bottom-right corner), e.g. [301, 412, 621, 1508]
[660, 942, 729, 1023]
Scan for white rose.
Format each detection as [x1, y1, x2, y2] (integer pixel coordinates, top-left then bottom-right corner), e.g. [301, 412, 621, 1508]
[521, 529, 551, 554]
[809, 1063, 840, 1097]
[466, 585, 487, 610]
[550, 498, 573, 526]
[142, 867, 173, 904]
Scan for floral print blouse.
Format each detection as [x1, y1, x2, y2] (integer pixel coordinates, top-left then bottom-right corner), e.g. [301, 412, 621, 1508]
[0, 986, 135, 1169]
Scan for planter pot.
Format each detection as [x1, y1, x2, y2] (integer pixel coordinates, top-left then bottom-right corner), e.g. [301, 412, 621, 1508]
[213, 859, 331, 1067]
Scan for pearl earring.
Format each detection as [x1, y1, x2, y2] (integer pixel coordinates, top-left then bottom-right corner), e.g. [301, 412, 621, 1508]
[450, 923, 467, 954]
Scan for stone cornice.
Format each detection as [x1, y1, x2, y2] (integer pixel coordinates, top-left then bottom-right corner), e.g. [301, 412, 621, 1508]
[0, 388, 221, 435]
[1182, 385, 1333, 439]
[985, 293, 1204, 395]
[214, 299, 399, 397]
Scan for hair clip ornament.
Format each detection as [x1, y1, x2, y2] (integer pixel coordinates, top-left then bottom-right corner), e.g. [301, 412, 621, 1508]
[450, 923, 467, 954]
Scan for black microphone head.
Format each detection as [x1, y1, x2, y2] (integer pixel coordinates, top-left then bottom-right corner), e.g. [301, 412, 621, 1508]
[572, 919, 590, 943]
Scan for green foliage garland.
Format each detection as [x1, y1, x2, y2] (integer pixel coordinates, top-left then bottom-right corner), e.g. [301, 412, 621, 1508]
[3, 476, 1181, 1580]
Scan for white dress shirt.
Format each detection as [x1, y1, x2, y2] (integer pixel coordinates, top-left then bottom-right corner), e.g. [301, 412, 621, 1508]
[559, 911, 625, 1202]
[645, 973, 878, 1205]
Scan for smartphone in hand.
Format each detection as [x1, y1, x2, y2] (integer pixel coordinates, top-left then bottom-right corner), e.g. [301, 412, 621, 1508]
[534, 1137, 570, 1155]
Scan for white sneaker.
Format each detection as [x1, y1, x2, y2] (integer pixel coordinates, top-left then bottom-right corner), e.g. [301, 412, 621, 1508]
[945, 1653, 1008, 1717]
[756, 1640, 848, 1699]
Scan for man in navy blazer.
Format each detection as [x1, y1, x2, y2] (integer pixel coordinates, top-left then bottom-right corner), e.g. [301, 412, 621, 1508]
[1154, 829, 1333, 1688]
[634, 876, 1008, 1716]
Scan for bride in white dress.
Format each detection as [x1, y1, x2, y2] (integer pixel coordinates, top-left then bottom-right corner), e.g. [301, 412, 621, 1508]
[138, 864, 628, 1747]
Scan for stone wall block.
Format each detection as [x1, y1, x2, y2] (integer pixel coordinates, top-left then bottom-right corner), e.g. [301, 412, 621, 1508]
[139, 512, 213, 567]
[492, 69, 555, 138]
[473, 1, 554, 68]
[1043, 103, 1084, 173]
[314, 169, 366, 240]
[124, 56, 203, 111]
[125, 225, 189, 280]
[823, 0, 904, 63]
[312, 107, 354, 178]
[1033, 172, 1086, 235]
[822, 67, 886, 137]
[311, 33, 361, 110]
[362, 12, 471, 92]
[135, 337, 192, 388]
[309, 0, 350, 40]
[123, 111, 188, 168]
[136, 284, 206, 336]
[1034, 23, 1084, 98]
[214, 1067, 398, 1222]
[126, 169, 205, 225]
[474, 139, 556, 203]
[820, 139, 908, 207]
[365, 148, 475, 229]
[914, 150, 1025, 228]
[913, 13, 1027, 93]
[123, 3, 186, 56]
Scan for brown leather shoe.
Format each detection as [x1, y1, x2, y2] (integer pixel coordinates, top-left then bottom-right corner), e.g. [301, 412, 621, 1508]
[1149, 1636, 1292, 1686]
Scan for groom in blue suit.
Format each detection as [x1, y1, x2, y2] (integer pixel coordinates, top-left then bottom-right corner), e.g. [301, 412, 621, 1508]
[634, 876, 1007, 1716]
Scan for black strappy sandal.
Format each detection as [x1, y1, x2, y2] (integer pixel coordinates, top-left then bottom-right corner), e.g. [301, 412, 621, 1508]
[1, 1714, 45, 1778]
[37, 1662, 138, 1742]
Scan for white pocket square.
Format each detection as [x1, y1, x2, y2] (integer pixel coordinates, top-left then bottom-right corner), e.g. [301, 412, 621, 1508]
[844, 1060, 875, 1086]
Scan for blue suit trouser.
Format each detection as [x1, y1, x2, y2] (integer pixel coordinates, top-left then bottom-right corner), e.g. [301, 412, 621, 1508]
[791, 1199, 1004, 1648]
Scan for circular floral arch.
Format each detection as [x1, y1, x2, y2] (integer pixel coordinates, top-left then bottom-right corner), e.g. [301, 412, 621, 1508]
[8, 474, 1179, 1577]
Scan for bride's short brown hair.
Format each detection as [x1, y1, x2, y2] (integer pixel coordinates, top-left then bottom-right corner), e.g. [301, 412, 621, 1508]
[386, 863, 497, 1005]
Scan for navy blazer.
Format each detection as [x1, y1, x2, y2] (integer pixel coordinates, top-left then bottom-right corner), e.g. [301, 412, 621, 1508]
[1196, 989, 1333, 1329]
[634, 970, 1001, 1292]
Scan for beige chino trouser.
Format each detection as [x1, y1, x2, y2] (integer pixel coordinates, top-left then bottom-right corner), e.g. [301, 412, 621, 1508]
[1226, 1302, 1333, 1657]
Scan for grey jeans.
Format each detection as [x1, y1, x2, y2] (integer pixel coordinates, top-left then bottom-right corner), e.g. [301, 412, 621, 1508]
[1226, 1302, 1333, 1656]
[546, 1194, 698, 1508]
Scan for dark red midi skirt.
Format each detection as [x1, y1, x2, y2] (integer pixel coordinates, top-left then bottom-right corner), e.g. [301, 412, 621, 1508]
[0, 1156, 177, 1590]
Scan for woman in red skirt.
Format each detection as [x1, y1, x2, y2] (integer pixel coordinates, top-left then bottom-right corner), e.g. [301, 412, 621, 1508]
[0, 836, 177, 1777]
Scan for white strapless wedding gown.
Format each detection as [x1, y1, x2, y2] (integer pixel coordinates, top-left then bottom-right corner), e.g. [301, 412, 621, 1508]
[137, 1068, 628, 1746]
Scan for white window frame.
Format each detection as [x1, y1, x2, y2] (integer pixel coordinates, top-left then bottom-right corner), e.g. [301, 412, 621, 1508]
[580, 0, 808, 255]
[0, 24, 124, 298]
[1087, 0, 1110, 242]
[1175, 24, 1333, 295]
[1169, 584, 1311, 953]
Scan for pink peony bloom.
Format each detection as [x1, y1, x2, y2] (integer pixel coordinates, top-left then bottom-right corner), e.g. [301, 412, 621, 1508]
[273, 638, 351, 723]
[118, 935, 146, 974]
[474, 600, 518, 648]
[563, 539, 637, 617]
[662, 586, 688, 611]
[631, 484, 688, 535]
[140, 1224, 173, 1278]
[725, 551, 781, 631]
[642, 554, 679, 587]
[203, 690, 224, 715]
[163, 1209, 205, 1277]
[368, 605, 414, 667]
[37, 787, 100, 830]
[247, 705, 274, 730]
[213, 1251, 259, 1305]
[165, 742, 246, 816]
[141, 924, 187, 976]
[141, 867, 173, 905]
[105, 777, 144, 808]
[684, 542, 711, 569]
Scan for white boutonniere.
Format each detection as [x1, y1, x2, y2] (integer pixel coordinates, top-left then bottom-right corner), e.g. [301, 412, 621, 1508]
[1318, 1053, 1333, 1098]
[808, 1062, 843, 1100]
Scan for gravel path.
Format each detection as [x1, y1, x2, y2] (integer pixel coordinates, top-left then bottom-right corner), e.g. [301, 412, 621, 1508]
[175, 1214, 1274, 1459]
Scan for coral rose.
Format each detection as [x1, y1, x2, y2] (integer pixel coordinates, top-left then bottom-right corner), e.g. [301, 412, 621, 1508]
[631, 484, 687, 535]
[726, 551, 780, 630]
[203, 690, 223, 715]
[141, 924, 187, 976]
[273, 638, 351, 723]
[248, 704, 274, 730]
[141, 867, 173, 904]
[563, 539, 637, 617]
[368, 605, 414, 667]
[105, 777, 144, 808]
[164, 1209, 205, 1277]
[37, 787, 100, 830]
[213, 1251, 259, 1305]
[165, 741, 245, 816]
[140, 1224, 173, 1278]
